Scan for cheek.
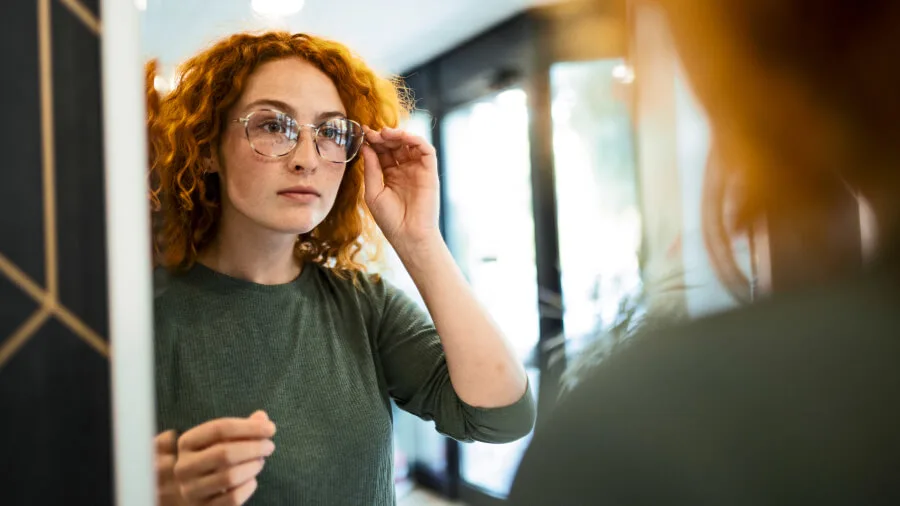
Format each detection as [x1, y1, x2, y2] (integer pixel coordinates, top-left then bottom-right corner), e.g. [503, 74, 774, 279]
[321, 165, 349, 200]
[311, 167, 349, 221]
[220, 145, 272, 207]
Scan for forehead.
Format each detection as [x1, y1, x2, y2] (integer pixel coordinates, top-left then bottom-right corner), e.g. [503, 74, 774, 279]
[236, 57, 346, 118]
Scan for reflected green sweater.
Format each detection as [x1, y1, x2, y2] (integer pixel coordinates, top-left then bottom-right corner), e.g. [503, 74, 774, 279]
[154, 263, 536, 506]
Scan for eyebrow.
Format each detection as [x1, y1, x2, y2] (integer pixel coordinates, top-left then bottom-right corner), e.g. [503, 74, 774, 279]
[313, 111, 349, 123]
[244, 99, 347, 123]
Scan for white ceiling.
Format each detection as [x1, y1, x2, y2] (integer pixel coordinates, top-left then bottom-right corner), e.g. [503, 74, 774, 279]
[141, 0, 560, 76]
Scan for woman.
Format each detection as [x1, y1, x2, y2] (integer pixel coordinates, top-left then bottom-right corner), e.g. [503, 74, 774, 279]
[510, 0, 900, 504]
[148, 32, 535, 506]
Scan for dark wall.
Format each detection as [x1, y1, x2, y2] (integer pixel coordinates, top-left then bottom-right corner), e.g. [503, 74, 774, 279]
[0, 1, 112, 504]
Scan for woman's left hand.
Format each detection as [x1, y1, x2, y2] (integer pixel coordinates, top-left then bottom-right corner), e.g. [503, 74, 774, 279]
[361, 126, 441, 252]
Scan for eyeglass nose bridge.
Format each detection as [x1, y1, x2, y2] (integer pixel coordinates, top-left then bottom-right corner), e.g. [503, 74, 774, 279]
[286, 123, 321, 147]
[287, 124, 322, 161]
[290, 122, 323, 139]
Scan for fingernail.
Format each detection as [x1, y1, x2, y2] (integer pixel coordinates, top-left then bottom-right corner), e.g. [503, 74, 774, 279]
[265, 441, 276, 455]
[249, 410, 269, 421]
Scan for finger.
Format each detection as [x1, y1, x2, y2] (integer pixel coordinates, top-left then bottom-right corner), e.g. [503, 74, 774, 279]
[248, 411, 269, 422]
[156, 430, 178, 455]
[156, 451, 182, 502]
[367, 142, 398, 169]
[362, 126, 388, 151]
[158, 483, 183, 504]
[175, 440, 275, 480]
[363, 124, 385, 143]
[381, 128, 437, 164]
[180, 459, 265, 502]
[394, 131, 437, 157]
[392, 145, 413, 165]
[206, 478, 259, 506]
[361, 144, 384, 203]
[378, 150, 399, 169]
[408, 145, 428, 161]
[363, 127, 400, 165]
[156, 454, 177, 492]
[179, 418, 276, 452]
[378, 129, 423, 160]
[375, 128, 408, 150]
[379, 127, 410, 141]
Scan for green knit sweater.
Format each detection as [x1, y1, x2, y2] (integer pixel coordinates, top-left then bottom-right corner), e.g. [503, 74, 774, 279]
[154, 262, 536, 506]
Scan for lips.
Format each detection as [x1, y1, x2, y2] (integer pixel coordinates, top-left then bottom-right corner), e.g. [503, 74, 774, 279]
[278, 185, 320, 197]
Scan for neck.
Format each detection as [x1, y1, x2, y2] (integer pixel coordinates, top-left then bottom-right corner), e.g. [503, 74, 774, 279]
[198, 208, 301, 285]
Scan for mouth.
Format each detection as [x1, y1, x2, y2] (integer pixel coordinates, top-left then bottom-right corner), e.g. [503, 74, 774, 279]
[278, 186, 321, 202]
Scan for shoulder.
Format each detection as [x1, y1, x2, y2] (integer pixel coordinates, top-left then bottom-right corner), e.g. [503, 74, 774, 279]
[305, 264, 402, 321]
[511, 273, 900, 504]
[311, 263, 421, 304]
[307, 264, 391, 302]
[152, 266, 187, 313]
[566, 272, 900, 414]
[152, 266, 220, 335]
[310, 265, 430, 333]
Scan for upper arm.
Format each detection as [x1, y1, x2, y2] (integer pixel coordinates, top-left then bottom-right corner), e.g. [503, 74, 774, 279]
[372, 280, 447, 417]
[370, 278, 535, 442]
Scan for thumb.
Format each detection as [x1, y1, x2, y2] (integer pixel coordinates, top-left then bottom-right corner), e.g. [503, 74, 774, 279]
[361, 143, 384, 205]
[249, 410, 269, 422]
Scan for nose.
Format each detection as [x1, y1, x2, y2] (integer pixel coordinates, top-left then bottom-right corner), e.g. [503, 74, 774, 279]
[290, 127, 319, 173]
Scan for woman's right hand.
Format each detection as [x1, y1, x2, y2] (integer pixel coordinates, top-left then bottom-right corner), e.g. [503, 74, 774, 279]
[156, 411, 277, 506]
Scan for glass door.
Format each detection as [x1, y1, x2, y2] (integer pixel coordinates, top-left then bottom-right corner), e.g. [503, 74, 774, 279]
[441, 87, 541, 499]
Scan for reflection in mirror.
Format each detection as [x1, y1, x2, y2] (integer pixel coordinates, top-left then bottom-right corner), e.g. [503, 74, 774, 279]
[141, 2, 540, 505]
[441, 88, 540, 496]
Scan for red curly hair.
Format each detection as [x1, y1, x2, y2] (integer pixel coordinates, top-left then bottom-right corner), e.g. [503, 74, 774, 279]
[147, 31, 411, 274]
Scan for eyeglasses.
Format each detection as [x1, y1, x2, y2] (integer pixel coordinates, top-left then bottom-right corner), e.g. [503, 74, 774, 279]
[232, 109, 364, 163]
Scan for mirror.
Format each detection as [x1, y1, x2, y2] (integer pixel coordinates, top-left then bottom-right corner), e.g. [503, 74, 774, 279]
[140, 2, 554, 505]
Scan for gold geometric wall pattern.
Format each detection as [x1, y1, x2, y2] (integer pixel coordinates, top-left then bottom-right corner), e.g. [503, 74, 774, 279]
[0, 0, 105, 369]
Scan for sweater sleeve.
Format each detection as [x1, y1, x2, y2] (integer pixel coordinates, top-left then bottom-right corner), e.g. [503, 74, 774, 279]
[373, 279, 536, 444]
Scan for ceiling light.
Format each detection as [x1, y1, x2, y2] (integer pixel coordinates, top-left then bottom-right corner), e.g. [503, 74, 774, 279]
[251, 0, 305, 17]
[135, 0, 147, 11]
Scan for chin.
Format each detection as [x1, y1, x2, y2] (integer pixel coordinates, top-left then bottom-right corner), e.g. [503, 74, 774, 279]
[263, 224, 312, 237]
[244, 206, 329, 237]
[268, 217, 325, 236]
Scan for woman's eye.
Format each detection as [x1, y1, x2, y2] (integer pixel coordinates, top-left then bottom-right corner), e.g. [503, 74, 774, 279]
[261, 121, 286, 134]
[321, 127, 349, 145]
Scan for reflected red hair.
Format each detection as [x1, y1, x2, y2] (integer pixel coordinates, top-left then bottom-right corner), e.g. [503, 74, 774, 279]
[147, 32, 411, 274]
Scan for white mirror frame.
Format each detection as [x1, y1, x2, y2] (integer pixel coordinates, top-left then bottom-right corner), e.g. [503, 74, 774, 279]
[101, 1, 157, 504]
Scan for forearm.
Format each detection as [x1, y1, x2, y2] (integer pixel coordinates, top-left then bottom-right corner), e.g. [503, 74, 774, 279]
[395, 232, 528, 408]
